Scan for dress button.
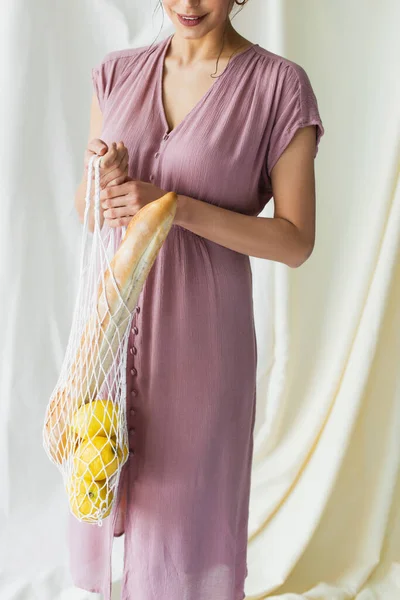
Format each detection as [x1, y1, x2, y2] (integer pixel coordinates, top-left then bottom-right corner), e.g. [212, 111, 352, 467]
[136, 306, 140, 314]
[130, 367, 137, 376]
[130, 408, 135, 415]
[129, 427, 135, 434]
[133, 326, 139, 335]
[129, 348, 134, 355]
[132, 347, 137, 355]
[154, 152, 160, 158]
[129, 450, 135, 456]
[131, 389, 138, 397]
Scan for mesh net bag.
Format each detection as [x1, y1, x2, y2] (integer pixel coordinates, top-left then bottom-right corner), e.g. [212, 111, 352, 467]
[43, 154, 177, 526]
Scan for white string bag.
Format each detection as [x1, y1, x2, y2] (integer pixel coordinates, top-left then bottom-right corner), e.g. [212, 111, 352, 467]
[43, 154, 177, 527]
[42, 155, 133, 526]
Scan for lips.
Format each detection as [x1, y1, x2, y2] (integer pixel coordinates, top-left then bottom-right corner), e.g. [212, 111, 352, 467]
[177, 13, 207, 26]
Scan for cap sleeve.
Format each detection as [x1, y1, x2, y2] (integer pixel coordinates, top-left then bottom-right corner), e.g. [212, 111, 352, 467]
[91, 51, 131, 114]
[91, 64, 106, 112]
[267, 63, 325, 177]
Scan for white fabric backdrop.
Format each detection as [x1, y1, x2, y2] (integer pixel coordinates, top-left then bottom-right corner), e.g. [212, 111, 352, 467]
[0, 1, 399, 599]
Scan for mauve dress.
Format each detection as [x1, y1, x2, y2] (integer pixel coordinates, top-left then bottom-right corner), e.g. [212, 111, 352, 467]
[67, 33, 324, 600]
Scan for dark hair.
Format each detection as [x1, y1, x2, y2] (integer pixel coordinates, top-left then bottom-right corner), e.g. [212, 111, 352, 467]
[146, 0, 250, 78]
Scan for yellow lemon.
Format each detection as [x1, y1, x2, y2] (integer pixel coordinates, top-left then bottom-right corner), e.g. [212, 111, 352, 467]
[70, 399, 120, 440]
[66, 475, 114, 521]
[73, 436, 123, 481]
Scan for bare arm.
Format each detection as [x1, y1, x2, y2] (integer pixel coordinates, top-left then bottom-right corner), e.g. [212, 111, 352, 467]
[175, 125, 317, 267]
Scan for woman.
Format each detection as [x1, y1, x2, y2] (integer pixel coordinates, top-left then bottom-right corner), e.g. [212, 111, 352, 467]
[72, 1, 324, 599]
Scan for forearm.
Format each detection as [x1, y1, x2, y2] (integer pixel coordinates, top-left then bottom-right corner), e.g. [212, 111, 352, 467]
[174, 195, 312, 267]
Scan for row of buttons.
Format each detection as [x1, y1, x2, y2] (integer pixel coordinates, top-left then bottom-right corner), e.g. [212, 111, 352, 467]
[130, 130, 170, 448]
[128, 304, 140, 458]
[149, 131, 170, 183]
[128, 130, 169, 446]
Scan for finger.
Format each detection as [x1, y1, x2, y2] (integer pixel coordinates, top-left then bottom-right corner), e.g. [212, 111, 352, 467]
[104, 210, 135, 228]
[101, 187, 127, 208]
[101, 148, 129, 187]
[103, 154, 129, 188]
[118, 148, 129, 173]
[100, 142, 118, 169]
[97, 144, 120, 186]
[100, 181, 132, 201]
[107, 141, 125, 168]
[115, 141, 126, 163]
[114, 144, 129, 174]
[86, 144, 115, 179]
[103, 196, 127, 210]
[84, 146, 106, 171]
[100, 142, 117, 168]
[107, 142, 128, 173]
[104, 205, 131, 220]
[87, 139, 108, 156]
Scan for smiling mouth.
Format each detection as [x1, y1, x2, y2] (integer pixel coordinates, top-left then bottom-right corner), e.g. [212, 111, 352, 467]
[176, 13, 208, 20]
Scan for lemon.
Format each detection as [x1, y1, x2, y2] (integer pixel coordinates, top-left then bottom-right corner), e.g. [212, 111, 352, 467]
[73, 436, 123, 481]
[67, 475, 114, 521]
[70, 399, 120, 440]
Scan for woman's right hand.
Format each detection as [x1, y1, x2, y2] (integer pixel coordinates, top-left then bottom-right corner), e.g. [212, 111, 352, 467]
[84, 139, 129, 189]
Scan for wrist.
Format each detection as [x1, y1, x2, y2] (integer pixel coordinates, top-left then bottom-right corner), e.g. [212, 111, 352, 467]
[174, 194, 190, 226]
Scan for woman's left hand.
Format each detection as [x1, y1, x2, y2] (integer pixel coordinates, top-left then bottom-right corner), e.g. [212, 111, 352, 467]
[100, 176, 168, 228]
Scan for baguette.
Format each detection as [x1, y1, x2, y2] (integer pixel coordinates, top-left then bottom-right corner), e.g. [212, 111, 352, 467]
[44, 192, 177, 465]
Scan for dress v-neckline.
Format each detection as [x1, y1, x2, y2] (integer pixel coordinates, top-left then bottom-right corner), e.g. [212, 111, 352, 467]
[157, 34, 258, 140]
